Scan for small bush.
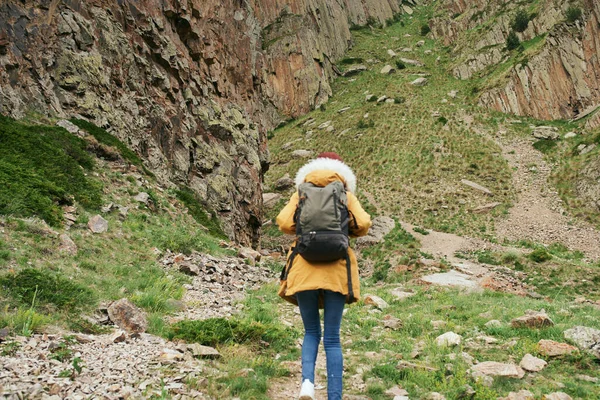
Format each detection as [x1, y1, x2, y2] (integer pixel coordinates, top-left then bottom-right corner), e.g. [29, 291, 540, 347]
[0, 268, 95, 311]
[420, 24, 431, 36]
[395, 60, 406, 70]
[394, 96, 406, 104]
[437, 116, 449, 125]
[175, 188, 225, 238]
[0, 116, 102, 226]
[168, 317, 294, 350]
[528, 248, 552, 263]
[357, 119, 375, 129]
[413, 226, 429, 235]
[512, 10, 530, 32]
[566, 6, 582, 23]
[533, 139, 557, 154]
[506, 31, 521, 51]
[70, 119, 146, 170]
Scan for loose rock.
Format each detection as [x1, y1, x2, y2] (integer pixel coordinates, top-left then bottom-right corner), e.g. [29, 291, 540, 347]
[563, 326, 600, 358]
[88, 215, 108, 233]
[470, 361, 525, 379]
[511, 310, 554, 328]
[499, 390, 534, 400]
[461, 179, 493, 195]
[274, 174, 295, 191]
[435, 332, 462, 347]
[263, 193, 282, 209]
[363, 295, 388, 309]
[519, 353, 547, 372]
[538, 339, 578, 356]
[107, 298, 148, 334]
[543, 393, 572, 400]
[411, 77, 428, 86]
[380, 65, 396, 75]
[532, 126, 559, 140]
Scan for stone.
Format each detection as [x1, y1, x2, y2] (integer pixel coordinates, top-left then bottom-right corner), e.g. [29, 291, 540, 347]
[519, 353, 547, 372]
[448, 90, 458, 98]
[420, 270, 480, 292]
[292, 149, 313, 158]
[472, 202, 502, 214]
[425, 393, 446, 400]
[416, 40, 425, 47]
[343, 65, 367, 77]
[356, 216, 395, 246]
[56, 120, 81, 134]
[402, 5, 413, 15]
[435, 332, 462, 347]
[511, 310, 554, 328]
[387, 49, 397, 57]
[390, 287, 415, 301]
[317, 120, 332, 129]
[471, 361, 525, 379]
[134, 192, 150, 203]
[365, 94, 376, 102]
[399, 57, 424, 67]
[543, 393, 572, 400]
[338, 106, 351, 113]
[107, 298, 148, 334]
[274, 174, 294, 191]
[564, 131, 577, 139]
[88, 215, 108, 233]
[431, 320, 446, 329]
[377, 95, 388, 103]
[499, 390, 534, 400]
[238, 247, 261, 264]
[380, 65, 396, 75]
[110, 330, 127, 343]
[363, 295, 388, 309]
[262, 192, 282, 209]
[461, 179, 492, 195]
[385, 386, 409, 397]
[159, 348, 183, 361]
[410, 77, 428, 86]
[187, 343, 220, 359]
[58, 234, 78, 255]
[383, 315, 402, 330]
[563, 326, 600, 358]
[532, 126, 559, 140]
[484, 320, 502, 328]
[537, 339, 578, 356]
[178, 262, 200, 276]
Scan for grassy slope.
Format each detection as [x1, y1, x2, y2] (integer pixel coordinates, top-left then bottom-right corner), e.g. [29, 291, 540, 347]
[0, 118, 228, 336]
[266, 8, 515, 239]
[261, 4, 600, 400]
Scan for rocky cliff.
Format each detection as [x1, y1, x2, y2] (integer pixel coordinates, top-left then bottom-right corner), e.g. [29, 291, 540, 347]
[0, 0, 408, 246]
[430, 0, 600, 126]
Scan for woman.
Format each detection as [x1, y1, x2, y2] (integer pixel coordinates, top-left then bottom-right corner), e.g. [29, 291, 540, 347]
[276, 152, 371, 400]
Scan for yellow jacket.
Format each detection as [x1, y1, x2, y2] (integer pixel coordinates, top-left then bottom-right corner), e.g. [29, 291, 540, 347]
[276, 159, 372, 306]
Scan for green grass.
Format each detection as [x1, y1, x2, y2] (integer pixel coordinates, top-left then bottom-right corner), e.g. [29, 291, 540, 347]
[265, 9, 515, 237]
[174, 188, 226, 239]
[0, 115, 102, 226]
[70, 118, 147, 170]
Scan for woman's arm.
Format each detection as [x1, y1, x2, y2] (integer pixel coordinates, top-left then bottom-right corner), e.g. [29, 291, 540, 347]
[276, 192, 299, 235]
[347, 192, 372, 237]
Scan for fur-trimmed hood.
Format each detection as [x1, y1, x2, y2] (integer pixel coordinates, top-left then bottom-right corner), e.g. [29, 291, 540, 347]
[294, 157, 357, 193]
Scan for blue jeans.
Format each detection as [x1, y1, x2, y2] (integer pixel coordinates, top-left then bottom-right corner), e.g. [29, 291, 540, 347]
[296, 290, 346, 400]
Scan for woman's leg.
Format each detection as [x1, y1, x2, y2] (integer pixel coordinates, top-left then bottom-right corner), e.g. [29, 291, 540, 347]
[296, 290, 322, 384]
[322, 290, 346, 400]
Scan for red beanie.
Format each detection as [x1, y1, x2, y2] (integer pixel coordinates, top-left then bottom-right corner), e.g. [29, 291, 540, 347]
[317, 152, 343, 162]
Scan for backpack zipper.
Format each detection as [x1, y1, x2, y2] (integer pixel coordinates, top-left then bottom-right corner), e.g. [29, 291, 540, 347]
[333, 188, 339, 220]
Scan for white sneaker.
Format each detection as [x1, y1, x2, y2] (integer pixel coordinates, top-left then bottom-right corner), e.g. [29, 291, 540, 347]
[298, 379, 315, 400]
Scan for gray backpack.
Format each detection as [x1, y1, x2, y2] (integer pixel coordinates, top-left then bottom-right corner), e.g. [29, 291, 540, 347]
[280, 180, 354, 298]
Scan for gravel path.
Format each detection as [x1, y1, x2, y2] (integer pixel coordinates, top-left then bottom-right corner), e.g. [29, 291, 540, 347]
[494, 136, 600, 260]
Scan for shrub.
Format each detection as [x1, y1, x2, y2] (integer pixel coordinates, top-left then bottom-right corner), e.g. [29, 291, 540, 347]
[357, 119, 375, 129]
[70, 119, 146, 170]
[506, 31, 521, 51]
[512, 10, 530, 32]
[566, 6, 582, 23]
[175, 188, 225, 238]
[168, 317, 294, 351]
[0, 268, 95, 311]
[533, 139, 557, 154]
[420, 23, 431, 36]
[395, 60, 406, 70]
[437, 116, 449, 125]
[528, 248, 552, 263]
[0, 115, 102, 226]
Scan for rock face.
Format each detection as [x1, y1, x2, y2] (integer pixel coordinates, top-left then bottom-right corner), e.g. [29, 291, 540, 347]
[430, 0, 600, 125]
[0, 0, 405, 246]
